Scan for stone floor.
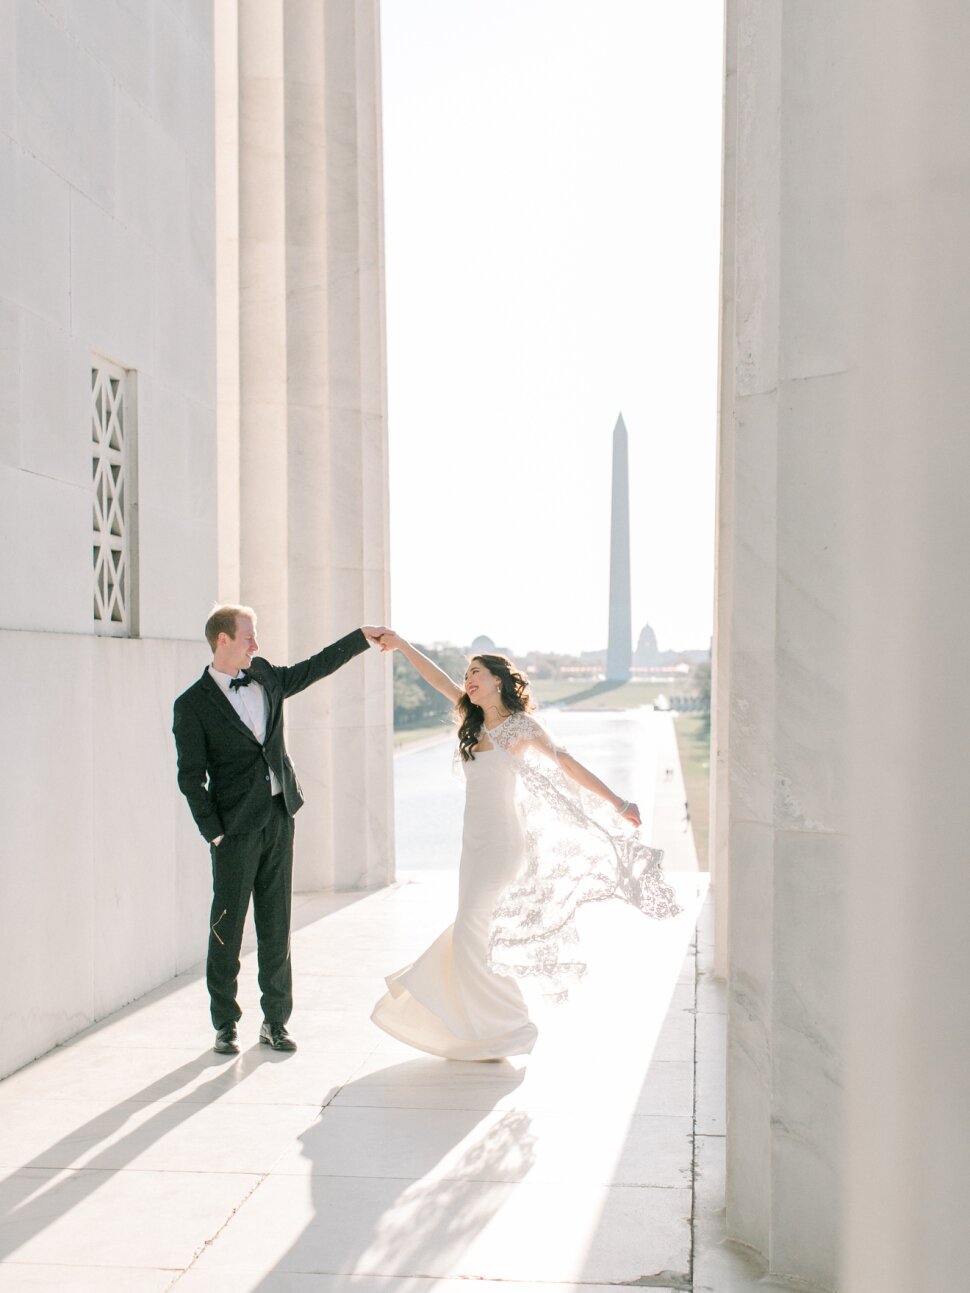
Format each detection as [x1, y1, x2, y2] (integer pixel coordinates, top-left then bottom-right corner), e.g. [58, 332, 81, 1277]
[0, 866, 777, 1291]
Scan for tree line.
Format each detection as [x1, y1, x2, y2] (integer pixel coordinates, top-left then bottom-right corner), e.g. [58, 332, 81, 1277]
[393, 643, 468, 730]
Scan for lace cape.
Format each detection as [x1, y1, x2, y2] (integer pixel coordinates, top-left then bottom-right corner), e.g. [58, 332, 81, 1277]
[461, 710, 682, 997]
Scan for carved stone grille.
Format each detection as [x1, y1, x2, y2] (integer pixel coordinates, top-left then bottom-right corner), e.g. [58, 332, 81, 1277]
[91, 362, 135, 634]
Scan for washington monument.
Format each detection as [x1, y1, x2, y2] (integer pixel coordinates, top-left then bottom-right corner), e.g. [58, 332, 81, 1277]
[607, 413, 632, 681]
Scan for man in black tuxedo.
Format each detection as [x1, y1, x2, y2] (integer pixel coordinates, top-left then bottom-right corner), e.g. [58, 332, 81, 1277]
[173, 604, 387, 1054]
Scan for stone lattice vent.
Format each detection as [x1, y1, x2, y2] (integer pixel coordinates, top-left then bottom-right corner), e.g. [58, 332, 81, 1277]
[91, 361, 136, 635]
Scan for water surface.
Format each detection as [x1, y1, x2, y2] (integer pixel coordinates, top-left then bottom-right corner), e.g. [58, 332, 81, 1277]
[394, 708, 661, 872]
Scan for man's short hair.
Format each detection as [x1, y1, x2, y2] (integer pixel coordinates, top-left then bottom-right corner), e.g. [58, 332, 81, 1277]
[205, 604, 256, 652]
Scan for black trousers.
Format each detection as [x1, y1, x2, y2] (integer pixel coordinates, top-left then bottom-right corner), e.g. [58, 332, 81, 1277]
[206, 795, 295, 1029]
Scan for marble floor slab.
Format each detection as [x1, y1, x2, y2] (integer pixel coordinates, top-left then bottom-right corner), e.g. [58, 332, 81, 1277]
[175, 1278, 685, 1293]
[0, 1166, 260, 1268]
[0, 870, 716, 1290]
[269, 1104, 693, 1188]
[0, 1267, 176, 1291]
[188, 1174, 693, 1284]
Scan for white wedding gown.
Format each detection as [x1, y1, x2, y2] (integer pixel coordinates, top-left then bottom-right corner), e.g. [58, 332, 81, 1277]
[371, 709, 680, 1061]
[371, 722, 538, 1060]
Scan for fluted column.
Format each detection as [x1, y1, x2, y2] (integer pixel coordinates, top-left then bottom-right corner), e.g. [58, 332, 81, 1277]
[710, 0, 738, 973]
[236, 0, 290, 654]
[841, 5, 970, 1288]
[718, 3, 970, 1287]
[718, 2, 848, 1286]
[282, 0, 392, 890]
[216, 0, 393, 892]
[215, 0, 241, 603]
[721, 1, 781, 1262]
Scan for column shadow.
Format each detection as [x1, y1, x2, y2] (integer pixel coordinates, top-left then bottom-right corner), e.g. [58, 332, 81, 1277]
[0, 1046, 279, 1263]
[12, 887, 376, 1057]
[546, 679, 628, 708]
[253, 1056, 534, 1287]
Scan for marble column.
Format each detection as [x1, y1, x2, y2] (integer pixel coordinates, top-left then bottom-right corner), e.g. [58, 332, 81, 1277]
[216, 0, 393, 891]
[606, 413, 632, 681]
[709, 0, 737, 971]
[234, 0, 290, 647]
[717, 2, 848, 1287]
[841, 5, 970, 1288]
[717, 3, 970, 1288]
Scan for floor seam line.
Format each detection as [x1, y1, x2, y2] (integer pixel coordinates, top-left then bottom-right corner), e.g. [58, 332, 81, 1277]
[163, 1169, 271, 1289]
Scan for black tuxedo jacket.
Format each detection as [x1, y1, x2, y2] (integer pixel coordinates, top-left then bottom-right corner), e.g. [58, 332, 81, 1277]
[173, 628, 369, 842]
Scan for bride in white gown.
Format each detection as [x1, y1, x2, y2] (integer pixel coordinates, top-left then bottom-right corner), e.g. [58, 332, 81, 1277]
[371, 636, 681, 1061]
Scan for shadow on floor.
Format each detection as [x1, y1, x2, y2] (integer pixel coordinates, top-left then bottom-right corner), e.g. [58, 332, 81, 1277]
[249, 1057, 530, 1287]
[0, 1046, 291, 1264]
[5, 886, 376, 1073]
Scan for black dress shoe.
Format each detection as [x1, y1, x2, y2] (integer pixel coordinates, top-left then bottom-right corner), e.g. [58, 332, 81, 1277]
[214, 1022, 239, 1055]
[259, 1021, 297, 1052]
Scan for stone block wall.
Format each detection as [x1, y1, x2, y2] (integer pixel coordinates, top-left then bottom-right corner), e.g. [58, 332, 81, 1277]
[0, 0, 217, 1078]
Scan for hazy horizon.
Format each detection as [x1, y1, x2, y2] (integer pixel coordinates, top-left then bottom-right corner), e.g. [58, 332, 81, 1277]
[402, 627, 710, 660]
[381, 2, 725, 656]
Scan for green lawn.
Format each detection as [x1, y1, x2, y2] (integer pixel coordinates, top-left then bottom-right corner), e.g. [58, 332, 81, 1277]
[674, 713, 711, 870]
[529, 678, 684, 710]
[393, 720, 454, 749]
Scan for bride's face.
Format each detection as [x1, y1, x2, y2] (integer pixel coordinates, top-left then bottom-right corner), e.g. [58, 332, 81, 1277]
[463, 660, 502, 705]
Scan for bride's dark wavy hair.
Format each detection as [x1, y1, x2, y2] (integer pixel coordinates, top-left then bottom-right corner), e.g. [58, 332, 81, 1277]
[456, 654, 535, 762]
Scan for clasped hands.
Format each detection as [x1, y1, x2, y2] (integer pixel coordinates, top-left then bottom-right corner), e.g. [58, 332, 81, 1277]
[361, 626, 400, 652]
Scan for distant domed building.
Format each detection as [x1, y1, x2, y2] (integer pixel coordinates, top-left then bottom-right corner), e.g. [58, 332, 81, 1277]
[634, 623, 661, 666]
[470, 634, 497, 653]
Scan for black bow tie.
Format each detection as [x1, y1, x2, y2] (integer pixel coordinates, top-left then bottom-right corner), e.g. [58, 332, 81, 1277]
[229, 673, 254, 691]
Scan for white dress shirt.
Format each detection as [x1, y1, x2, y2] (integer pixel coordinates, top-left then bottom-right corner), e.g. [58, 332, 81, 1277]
[208, 665, 282, 796]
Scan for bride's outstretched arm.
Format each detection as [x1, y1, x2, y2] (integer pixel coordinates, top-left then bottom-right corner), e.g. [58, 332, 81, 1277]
[377, 631, 463, 704]
[529, 734, 641, 827]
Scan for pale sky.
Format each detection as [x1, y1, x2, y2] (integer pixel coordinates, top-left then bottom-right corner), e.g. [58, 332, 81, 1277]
[380, 1, 724, 657]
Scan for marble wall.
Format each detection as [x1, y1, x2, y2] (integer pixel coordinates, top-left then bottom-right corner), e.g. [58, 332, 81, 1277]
[0, 630, 212, 1076]
[0, 0, 217, 642]
[0, 0, 216, 1078]
[0, 0, 394, 1076]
